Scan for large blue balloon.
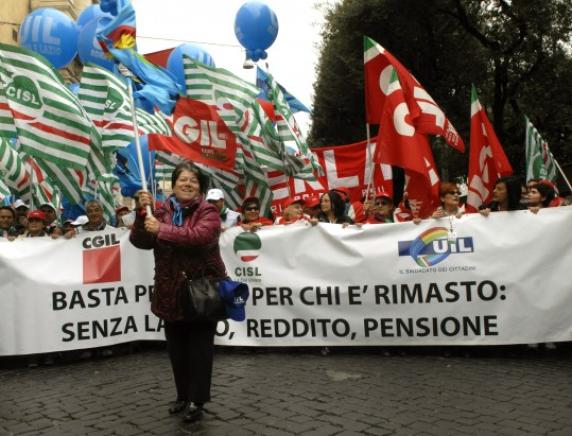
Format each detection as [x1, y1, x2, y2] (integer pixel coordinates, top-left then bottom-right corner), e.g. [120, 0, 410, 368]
[77, 17, 115, 71]
[76, 4, 112, 30]
[19, 8, 79, 68]
[234, 2, 279, 62]
[166, 44, 215, 93]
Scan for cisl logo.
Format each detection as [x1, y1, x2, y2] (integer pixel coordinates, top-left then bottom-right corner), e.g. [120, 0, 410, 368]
[6, 76, 43, 121]
[398, 227, 474, 267]
[82, 233, 121, 284]
[233, 231, 262, 262]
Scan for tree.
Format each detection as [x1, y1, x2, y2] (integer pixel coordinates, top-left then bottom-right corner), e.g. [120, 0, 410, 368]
[310, 0, 572, 180]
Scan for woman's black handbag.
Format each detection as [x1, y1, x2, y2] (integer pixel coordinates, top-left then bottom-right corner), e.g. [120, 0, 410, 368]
[181, 272, 227, 322]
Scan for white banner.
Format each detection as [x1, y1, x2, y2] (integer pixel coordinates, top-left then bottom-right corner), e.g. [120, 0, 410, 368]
[1, 207, 572, 355]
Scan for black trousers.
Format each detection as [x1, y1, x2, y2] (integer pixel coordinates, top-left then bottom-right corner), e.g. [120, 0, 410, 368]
[164, 320, 217, 404]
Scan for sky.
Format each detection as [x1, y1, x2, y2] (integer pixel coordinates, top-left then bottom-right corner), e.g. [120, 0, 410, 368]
[133, 0, 338, 132]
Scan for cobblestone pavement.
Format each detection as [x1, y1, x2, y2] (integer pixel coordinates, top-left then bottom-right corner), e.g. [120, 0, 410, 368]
[0, 345, 571, 436]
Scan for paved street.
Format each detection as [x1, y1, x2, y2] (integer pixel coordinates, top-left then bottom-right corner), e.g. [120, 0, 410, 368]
[0, 344, 571, 435]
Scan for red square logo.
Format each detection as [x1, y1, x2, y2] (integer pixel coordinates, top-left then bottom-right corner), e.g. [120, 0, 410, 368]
[83, 245, 121, 284]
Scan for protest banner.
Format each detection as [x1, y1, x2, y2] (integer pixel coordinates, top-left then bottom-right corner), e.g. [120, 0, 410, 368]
[1, 207, 571, 356]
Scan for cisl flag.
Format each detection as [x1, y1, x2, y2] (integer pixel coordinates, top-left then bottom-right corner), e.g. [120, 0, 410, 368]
[364, 36, 465, 152]
[148, 97, 238, 172]
[466, 85, 513, 212]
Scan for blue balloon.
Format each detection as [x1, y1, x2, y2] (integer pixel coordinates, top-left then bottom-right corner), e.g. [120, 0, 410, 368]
[76, 4, 112, 29]
[77, 17, 116, 71]
[114, 136, 156, 197]
[166, 44, 216, 93]
[234, 2, 279, 62]
[19, 8, 79, 68]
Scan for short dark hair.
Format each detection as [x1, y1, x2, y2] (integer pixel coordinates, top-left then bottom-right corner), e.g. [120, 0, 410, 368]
[171, 161, 209, 194]
[0, 205, 16, 222]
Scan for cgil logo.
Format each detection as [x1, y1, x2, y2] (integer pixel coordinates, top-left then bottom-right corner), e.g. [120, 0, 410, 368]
[233, 232, 262, 262]
[82, 233, 122, 284]
[398, 227, 474, 267]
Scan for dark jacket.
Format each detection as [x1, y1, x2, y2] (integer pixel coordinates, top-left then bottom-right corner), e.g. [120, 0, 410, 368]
[130, 195, 226, 321]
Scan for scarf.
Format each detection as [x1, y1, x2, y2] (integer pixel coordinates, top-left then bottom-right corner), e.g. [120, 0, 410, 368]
[170, 197, 184, 227]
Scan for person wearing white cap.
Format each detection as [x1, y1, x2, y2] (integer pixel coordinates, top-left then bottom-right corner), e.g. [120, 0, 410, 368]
[12, 199, 29, 235]
[205, 188, 240, 231]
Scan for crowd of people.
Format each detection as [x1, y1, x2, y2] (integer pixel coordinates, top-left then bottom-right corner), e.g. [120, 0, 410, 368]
[0, 175, 570, 242]
[2, 162, 570, 424]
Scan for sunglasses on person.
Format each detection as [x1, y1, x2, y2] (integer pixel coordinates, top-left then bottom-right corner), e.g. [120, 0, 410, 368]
[446, 191, 461, 196]
[375, 200, 391, 206]
[245, 206, 259, 212]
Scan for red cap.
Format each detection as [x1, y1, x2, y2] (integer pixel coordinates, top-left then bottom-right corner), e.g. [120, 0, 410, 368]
[285, 197, 305, 207]
[27, 210, 46, 221]
[304, 195, 320, 208]
[115, 206, 130, 215]
[376, 191, 392, 201]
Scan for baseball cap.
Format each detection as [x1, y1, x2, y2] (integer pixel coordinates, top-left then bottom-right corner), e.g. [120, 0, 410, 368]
[13, 199, 29, 210]
[71, 215, 89, 226]
[115, 205, 130, 215]
[375, 191, 392, 201]
[218, 279, 250, 322]
[285, 197, 305, 208]
[304, 195, 320, 208]
[206, 188, 224, 201]
[27, 210, 46, 221]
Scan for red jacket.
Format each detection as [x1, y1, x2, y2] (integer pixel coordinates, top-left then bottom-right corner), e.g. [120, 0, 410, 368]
[130, 195, 226, 321]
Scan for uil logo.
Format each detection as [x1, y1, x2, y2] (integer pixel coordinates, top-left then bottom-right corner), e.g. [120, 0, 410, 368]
[233, 232, 262, 262]
[5, 76, 43, 121]
[398, 227, 474, 267]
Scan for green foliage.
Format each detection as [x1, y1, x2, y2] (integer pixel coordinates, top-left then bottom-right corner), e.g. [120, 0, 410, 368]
[310, 0, 572, 179]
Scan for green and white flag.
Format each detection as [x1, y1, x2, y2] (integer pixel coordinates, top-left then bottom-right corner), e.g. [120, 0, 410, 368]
[0, 44, 95, 169]
[183, 56, 274, 212]
[78, 64, 134, 151]
[136, 108, 171, 136]
[96, 173, 120, 224]
[0, 177, 10, 200]
[0, 136, 31, 200]
[525, 115, 557, 182]
[261, 69, 323, 179]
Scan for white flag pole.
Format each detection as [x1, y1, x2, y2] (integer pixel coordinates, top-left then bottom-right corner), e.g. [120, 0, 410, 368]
[125, 75, 152, 216]
[550, 152, 572, 193]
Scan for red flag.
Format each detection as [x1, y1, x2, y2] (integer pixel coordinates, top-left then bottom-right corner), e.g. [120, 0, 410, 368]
[364, 36, 465, 152]
[466, 86, 513, 212]
[374, 67, 439, 218]
[148, 98, 238, 171]
[267, 139, 393, 215]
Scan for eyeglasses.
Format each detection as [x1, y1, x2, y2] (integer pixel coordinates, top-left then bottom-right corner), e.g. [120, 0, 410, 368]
[446, 191, 461, 196]
[245, 206, 259, 212]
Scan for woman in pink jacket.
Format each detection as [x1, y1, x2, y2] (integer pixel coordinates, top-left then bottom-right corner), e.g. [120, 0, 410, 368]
[130, 161, 226, 423]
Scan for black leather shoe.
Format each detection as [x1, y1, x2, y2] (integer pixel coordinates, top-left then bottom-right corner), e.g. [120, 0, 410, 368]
[183, 402, 204, 423]
[168, 400, 188, 415]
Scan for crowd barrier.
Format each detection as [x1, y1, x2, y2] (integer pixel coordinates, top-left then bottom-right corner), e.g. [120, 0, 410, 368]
[1, 207, 571, 356]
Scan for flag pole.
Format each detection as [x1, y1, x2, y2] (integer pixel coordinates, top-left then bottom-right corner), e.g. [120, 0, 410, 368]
[551, 152, 572, 193]
[364, 123, 374, 204]
[125, 75, 152, 216]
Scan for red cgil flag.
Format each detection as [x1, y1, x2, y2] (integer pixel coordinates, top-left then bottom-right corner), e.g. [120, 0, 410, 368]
[374, 67, 440, 218]
[364, 36, 465, 153]
[466, 85, 513, 212]
[148, 97, 239, 172]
